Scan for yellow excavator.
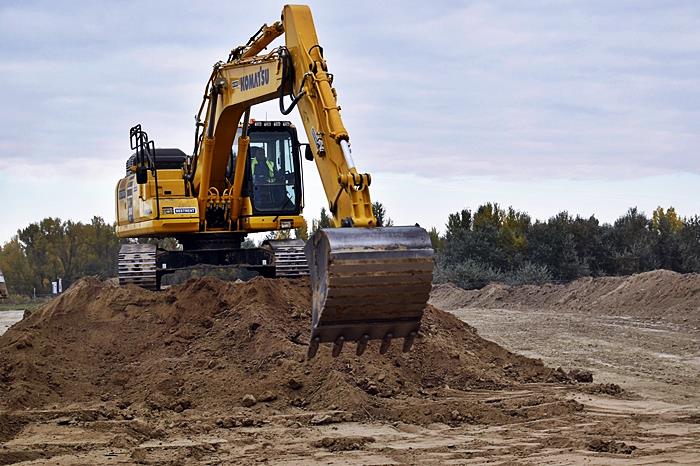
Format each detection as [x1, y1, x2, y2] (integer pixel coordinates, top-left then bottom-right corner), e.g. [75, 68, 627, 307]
[114, 4, 434, 357]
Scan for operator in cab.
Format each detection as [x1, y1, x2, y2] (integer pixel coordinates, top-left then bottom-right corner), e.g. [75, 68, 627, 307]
[250, 145, 286, 210]
[251, 146, 277, 182]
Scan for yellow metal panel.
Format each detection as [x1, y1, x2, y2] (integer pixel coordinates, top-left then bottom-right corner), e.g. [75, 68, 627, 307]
[116, 217, 199, 238]
[240, 197, 253, 216]
[115, 171, 200, 237]
[240, 215, 305, 232]
[153, 169, 187, 196]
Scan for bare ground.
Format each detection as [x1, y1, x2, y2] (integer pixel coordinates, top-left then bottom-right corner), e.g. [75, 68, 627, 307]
[1, 274, 699, 465]
[0, 312, 23, 337]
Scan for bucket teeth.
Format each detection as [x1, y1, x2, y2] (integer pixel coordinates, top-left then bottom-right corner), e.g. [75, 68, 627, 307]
[307, 336, 321, 359]
[379, 333, 393, 354]
[305, 226, 434, 358]
[356, 334, 370, 356]
[332, 336, 345, 357]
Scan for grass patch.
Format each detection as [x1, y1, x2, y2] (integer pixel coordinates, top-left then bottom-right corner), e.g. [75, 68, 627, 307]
[0, 300, 47, 312]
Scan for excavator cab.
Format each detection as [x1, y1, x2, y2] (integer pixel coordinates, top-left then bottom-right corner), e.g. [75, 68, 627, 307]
[227, 121, 303, 217]
[245, 121, 302, 216]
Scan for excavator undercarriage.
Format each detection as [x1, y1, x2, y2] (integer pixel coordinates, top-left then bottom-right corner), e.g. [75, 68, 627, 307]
[118, 237, 308, 290]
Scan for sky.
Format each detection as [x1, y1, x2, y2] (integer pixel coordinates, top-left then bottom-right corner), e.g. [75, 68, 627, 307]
[1, 0, 699, 243]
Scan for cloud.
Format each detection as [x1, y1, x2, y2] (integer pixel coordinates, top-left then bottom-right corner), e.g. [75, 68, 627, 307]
[0, 0, 698, 242]
[2, 0, 699, 179]
[335, 1, 700, 179]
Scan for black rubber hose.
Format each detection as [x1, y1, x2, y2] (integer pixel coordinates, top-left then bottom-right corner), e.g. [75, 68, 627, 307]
[206, 85, 219, 139]
[278, 48, 305, 115]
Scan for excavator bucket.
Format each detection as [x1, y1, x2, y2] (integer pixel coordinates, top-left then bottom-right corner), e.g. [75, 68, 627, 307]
[305, 226, 434, 357]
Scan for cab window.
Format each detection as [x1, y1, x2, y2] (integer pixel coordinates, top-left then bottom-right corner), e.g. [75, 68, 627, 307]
[248, 130, 299, 214]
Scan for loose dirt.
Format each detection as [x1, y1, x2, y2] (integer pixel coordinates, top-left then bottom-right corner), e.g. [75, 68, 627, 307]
[0, 274, 698, 464]
[431, 269, 700, 329]
[0, 277, 568, 419]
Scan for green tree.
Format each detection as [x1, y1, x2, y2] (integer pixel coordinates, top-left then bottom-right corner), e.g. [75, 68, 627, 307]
[311, 207, 333, 233]
[526, 212, 588, 280]
[498, 207, 531, 270]
[651, 207, 684, 270]
[372, 202, 394, 227]
[445, 209, 472, 239]
[1, 216, 122, 295]
[611, 207, 658, 274]
[473, 203, 503, 232]
[568, 215, 609, 276]
[652, 207, 684, 233]
[428, 227, 443, 252]
[0, 239, 35, 295]
[17, 218, 70, 292]
[441, 204, 508, 270]
[678, 215, 700, 272]
[80, 216, 121, 277]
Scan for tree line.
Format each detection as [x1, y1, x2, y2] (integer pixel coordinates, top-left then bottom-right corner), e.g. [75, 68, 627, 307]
[432, 203, 700, 289]
[0, 217, 120, 296]
[1, 203, 698, 296]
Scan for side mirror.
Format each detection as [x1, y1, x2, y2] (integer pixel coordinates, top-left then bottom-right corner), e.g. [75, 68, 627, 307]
[301, 144, 313, 161]
[136, 166, 148, 184]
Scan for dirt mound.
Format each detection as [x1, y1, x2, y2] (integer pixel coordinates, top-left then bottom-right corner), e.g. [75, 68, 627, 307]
[430, 270, 700, 327]
[0, 276, 572, 424]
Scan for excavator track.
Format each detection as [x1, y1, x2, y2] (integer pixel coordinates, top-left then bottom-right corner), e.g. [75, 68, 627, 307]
[305, 226, 434, 358]
[263, 239, 310, 278]
[118, 244, 159, 290]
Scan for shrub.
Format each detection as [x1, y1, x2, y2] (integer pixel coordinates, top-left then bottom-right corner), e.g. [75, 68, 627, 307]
[504, 262, 552, 286]
[434, 259, 503, 290]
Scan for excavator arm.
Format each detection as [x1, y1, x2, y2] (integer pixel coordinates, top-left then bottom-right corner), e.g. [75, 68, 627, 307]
[282, 5, 375, 228]
[188, 4, 434, 357]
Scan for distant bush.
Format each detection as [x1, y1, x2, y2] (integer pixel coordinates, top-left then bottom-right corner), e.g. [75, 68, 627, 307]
[503, 262, 552, 286]
[434, 259, 552, 289]
[434, 259, 503, 290]
[6, 294, 33, 304]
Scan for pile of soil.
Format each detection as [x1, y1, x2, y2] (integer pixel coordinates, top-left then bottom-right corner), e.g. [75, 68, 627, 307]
[431, 270, 700, 328]
[0, 277, 573, 424]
